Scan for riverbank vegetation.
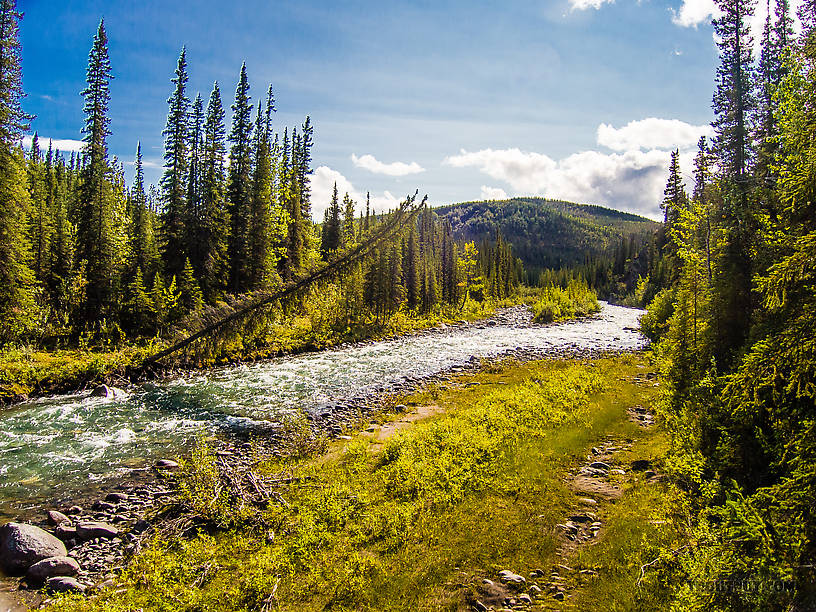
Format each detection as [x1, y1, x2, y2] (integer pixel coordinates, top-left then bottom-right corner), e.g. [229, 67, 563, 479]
[531, 278, 600, 323]
[45, 355, 669, 611]
[626, 1, 816, 609]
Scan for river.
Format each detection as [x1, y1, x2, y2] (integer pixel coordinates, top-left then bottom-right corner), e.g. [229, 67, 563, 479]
[0, 303, 645, 521]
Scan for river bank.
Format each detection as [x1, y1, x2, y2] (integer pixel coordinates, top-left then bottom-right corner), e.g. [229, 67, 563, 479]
[0, 303, 645, 521]
[28, 351, 674, 611]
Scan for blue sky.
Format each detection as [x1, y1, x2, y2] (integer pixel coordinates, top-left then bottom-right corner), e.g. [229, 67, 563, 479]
[18, 0, 763, 219]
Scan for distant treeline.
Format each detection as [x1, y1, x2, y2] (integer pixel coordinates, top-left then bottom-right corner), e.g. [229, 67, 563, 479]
[436, 198, 662, 299]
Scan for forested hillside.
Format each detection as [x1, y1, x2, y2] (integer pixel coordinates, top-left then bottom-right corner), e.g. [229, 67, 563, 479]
[436, 198, 659, 275]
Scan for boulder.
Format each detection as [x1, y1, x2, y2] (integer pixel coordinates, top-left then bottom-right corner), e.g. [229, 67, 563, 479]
[26, 555, 80, 584]
[45, 576, 86, 594]
[90, 384, 125, 398]
[46, 510, 71, 526]
[0, 522, 67, 575]
[76, 521, 118, 541]
[90, 384, 113, 397]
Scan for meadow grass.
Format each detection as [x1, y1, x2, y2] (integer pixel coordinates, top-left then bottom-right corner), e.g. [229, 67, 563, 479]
[44, 354, 673, 611]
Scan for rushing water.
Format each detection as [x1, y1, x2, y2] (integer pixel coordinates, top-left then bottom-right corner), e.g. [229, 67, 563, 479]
[0, 303, 644, 518]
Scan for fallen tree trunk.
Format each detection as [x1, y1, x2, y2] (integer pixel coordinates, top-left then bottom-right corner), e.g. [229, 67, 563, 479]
[139, 193, 425, 370]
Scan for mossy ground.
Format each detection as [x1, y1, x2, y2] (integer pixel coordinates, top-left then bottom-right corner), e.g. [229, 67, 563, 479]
[44, 353, 680, 612]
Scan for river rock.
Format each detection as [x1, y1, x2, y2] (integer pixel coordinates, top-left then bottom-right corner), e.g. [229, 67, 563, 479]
[104, 492, 129, 503]
[155, 459, 179, 469]
[76, 522, 118, 541]
[499, 569, 526, 585]
[45, 576, 86, 594]
[26, 555, 80, 584]
[589, 461, 610, 471]
[90, 384, 122, 398]
[0, 522, 67, 574]
[46, 510, 71, 526]
[54, 524, 77, 541]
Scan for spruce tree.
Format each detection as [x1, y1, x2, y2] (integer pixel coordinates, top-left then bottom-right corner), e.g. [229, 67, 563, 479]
[27, 133, 51, 284]
[131, 142, 159, 281]
[49, 152, 74, 315]
[342, 192, 355, 246]
[77, 19, 117, 324]
[710, 0, 758, 362]
[186, 92, 204, 270]
[200, 82, 229, 302]
[227, 63, 253, 292]
[178, 257, 203, 314]
[249, 101, 273, 288]
[320, 182, 341, 258]
[0, 0, 37, 341]
[160, 47, 190, 279]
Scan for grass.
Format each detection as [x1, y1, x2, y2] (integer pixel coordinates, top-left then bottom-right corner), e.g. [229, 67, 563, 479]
[0, 344, 150, 402]
[44, 354, 675, 612]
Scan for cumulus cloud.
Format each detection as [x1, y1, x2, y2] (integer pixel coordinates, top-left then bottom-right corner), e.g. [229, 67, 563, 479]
[672, 0, 802, 42]
[351, 153, 424, 176]
[480, 185, 508, 200]
[22, 135, 85, 153]
[597, 118, 713, 152]
[444, 145, 691, 219]
[311, 166, 403, 220]
[670, 0, 719, 27]
[569, 0, 614, 10]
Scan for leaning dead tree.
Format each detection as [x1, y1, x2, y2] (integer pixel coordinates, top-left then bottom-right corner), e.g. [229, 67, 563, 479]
[139, 192, 426, 371]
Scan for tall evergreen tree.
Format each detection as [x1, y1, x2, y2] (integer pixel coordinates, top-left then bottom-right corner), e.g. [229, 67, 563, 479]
[227, 63, 253, 292]
[0, 0, 37, 341]
[77, 19, 116, 323]
[320, 182, 341, 258]
[186, 92, 204, 267]
[160, 47, 190, 279]
[27, 133, 51, 284]
[342, 192, 355, 246]
[249, 100, 273, 288]
[711, 0, 758, 362]
[131, 142, 159, 282]
[200, 82, 229, 302]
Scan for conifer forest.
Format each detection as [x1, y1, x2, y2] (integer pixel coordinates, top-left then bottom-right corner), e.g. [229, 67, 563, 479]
[1, 0, 816, 610]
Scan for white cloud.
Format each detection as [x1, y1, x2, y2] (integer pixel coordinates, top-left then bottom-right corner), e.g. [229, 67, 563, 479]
[310, 165, 403, 221]
[597, 118, 713, 152]
[671, 0, 719, 27]
[445, 146, 685, 219]
[672, 0, 803, 45]
[22, 135, 85, 153]
[480, 185, 508, 200]
[569, 0, 614, 10]
[350, 153, 424, 176]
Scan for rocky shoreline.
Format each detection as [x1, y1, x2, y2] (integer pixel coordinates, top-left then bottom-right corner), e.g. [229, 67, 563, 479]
[0, 306, 645, 607]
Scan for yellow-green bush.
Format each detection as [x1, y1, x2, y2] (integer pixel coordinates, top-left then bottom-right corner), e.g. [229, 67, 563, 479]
[532, 278, 600, 323]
